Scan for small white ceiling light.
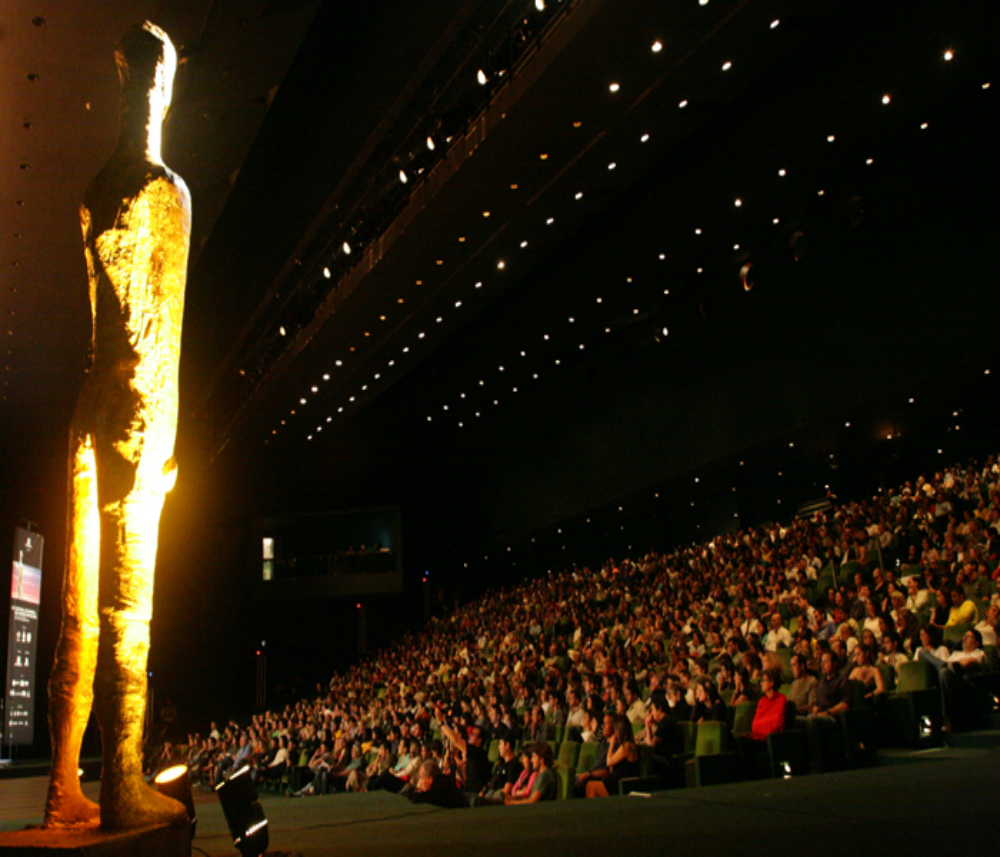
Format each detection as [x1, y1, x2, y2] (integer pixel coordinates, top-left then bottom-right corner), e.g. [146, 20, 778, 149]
[477, 69, 488, 85]
[651, 40, 663, 53]
[678, 99, 688, 108]
[943, 49, 954, 61]
[342, 242, 351, 254]
[609, 82, 620, 93]
[770, 19, 780, 29]
[881, 94, 891, 104]
[399, 169, 408, 183]
[722, 61, 732, 71]
[323, 267, 331, 279]
[778, 168, 786, 176]
[426, 136, 435, 150]
[641, 133, 650, 142]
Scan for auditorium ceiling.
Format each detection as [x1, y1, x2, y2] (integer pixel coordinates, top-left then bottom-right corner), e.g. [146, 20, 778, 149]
[2, 0, 999, 553]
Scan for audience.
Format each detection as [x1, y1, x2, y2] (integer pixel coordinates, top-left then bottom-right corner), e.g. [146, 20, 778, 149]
[173, 455, 1000, 797]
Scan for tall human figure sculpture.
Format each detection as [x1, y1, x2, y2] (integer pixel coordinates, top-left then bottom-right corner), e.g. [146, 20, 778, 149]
[45, 22, 190, 831]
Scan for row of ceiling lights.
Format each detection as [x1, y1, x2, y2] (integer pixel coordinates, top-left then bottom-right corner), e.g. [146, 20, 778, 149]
[245, 0, 578, 431]
[278, 25, 988, 443]
[279, 12, 785, 440]
[417, 45, 982, 430]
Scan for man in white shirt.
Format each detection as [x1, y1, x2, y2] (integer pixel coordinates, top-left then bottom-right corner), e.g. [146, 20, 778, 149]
[565, 690, 587, 731]
[764, 613, 793, 652]
[916, 630, 987, 731]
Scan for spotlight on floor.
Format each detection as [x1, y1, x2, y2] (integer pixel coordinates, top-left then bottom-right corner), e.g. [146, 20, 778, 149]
[155, 764, 197, 838]
[216, 766, 268, 857]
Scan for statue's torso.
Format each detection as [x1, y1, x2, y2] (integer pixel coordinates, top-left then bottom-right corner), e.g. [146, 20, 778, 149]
[80, 157, 190, 450]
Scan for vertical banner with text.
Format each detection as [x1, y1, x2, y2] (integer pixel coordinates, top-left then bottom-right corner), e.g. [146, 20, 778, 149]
[5, 527, 43, 746]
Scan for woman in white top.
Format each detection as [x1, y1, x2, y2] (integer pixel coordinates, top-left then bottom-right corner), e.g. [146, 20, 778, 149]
[912, 626, 950, 663]
[863, 600, 883, 643]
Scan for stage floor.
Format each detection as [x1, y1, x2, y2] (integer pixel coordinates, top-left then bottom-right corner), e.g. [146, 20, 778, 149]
[2, 747, 996, 856]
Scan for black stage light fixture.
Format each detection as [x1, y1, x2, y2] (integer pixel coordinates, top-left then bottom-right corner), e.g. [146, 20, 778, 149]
[154, 764, 197, 838]
[216, 766, 269, 857]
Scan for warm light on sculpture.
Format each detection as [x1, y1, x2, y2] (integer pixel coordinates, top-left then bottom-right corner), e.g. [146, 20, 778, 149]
[46, 21, 191, 832]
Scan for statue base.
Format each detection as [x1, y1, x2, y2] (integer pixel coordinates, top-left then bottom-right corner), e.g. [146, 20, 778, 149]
[0, 822, 190, 857]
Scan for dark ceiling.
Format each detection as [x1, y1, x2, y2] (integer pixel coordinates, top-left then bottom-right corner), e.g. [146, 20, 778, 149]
[2, 0, 999, 572]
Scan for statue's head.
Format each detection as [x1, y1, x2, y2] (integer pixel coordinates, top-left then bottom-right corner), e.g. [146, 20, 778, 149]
[115, 21, 177, 120]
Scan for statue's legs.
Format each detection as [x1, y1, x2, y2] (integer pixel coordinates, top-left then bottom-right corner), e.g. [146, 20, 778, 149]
[93, 439, 185, 831]
[44, 431, 101, 828]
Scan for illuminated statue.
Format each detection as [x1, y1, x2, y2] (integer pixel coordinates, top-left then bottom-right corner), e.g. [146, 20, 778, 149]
[46, 22, 191, 831]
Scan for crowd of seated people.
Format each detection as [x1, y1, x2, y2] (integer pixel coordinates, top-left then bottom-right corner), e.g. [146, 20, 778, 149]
[180, 455, 1000, 800]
